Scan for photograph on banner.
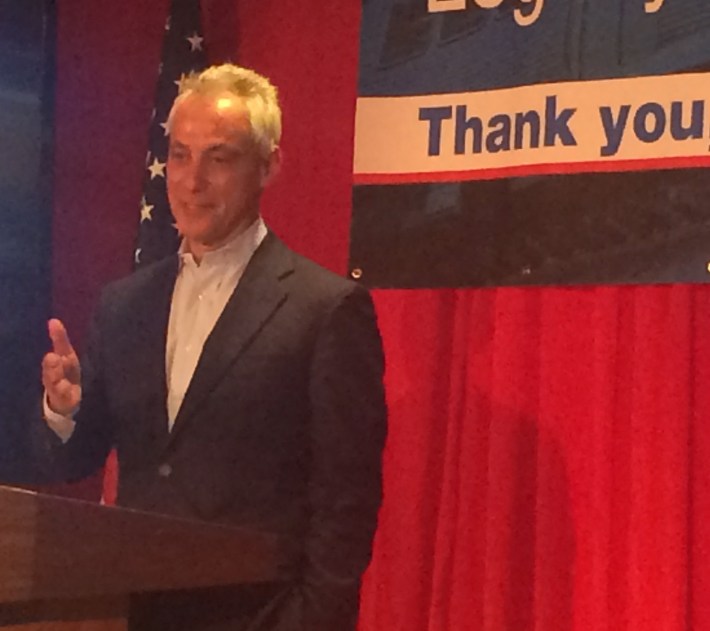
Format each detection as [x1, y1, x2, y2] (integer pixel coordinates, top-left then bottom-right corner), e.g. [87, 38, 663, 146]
[350, 0, 710, 287]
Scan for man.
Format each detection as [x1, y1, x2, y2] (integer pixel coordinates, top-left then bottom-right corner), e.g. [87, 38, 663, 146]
[39, 64, 387, 630]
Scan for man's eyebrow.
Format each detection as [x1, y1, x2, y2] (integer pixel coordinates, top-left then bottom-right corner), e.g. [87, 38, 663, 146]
[168, 141, 243, 154]
[204, 143, 242, 154]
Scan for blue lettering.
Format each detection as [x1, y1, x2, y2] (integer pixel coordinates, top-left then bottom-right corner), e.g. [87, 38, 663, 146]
[514, 111, 541, 150]
[599, 105, 630, 157]
[455, 105, 483, 154]
[670, 100, 704, 141]
[544, 95, 577, 147]
[634, 103, 665, 143]
[419, 106, 453, 156]
[486, 114, 511, 152]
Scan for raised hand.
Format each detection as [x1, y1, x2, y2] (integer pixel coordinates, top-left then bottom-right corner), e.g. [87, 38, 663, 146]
[42, 318, 82, 416]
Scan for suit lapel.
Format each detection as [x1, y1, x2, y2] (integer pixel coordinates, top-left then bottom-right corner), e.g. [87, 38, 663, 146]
[167, 233, 293, 441]
[131, 256, 178, 446]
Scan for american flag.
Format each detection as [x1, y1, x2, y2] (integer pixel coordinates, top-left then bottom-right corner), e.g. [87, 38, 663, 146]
[134, 0, 207, 268]
[103, 0, 207, 506]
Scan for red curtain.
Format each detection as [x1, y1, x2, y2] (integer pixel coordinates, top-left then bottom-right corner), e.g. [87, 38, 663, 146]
[53, 1, 710, 629]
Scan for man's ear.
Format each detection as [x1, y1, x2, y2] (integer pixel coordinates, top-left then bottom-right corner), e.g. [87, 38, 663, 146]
[261, 147, 281, 187]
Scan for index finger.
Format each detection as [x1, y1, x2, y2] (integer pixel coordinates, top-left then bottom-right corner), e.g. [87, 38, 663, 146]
[48, 318, 75, 357]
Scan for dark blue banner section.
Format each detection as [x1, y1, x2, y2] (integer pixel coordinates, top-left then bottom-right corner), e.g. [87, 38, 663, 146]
[351, 170, 710, 287]
[350, 0, 710, 287]
[358, 0, 710, 96]
[0, 0, 55, 480]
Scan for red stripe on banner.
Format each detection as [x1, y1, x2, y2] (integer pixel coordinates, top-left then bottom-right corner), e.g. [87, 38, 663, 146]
[353, 155, 710, 185]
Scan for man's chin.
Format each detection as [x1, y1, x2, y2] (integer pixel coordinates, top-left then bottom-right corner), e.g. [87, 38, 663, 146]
[179, 231, 211, 250]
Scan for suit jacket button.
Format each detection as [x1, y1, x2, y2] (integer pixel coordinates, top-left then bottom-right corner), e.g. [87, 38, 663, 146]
[158, 463, 172, 478]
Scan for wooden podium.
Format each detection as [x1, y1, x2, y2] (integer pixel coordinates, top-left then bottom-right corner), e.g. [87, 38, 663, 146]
[0, 485, 296, 630]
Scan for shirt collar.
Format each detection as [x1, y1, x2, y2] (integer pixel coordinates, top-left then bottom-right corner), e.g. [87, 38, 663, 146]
[178, 216, 268, 271]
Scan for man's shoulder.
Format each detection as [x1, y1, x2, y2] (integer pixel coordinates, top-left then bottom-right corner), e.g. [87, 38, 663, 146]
[267, 234, 365, 301]
[100, 255, 177, 306]
[291, 249, 358, 292]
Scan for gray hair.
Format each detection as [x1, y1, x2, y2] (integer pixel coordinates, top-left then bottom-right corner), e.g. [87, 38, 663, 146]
[168, 63, 282, 158]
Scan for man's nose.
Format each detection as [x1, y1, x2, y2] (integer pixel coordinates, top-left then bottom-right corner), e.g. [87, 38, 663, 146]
[185, 161, 209, 192]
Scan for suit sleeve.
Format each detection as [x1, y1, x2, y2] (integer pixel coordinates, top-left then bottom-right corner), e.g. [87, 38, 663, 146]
[251, 284, 387, 631]
[30, 289, 115, 483]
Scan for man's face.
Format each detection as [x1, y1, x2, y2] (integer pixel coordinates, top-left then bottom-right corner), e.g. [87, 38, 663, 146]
[166, 92, 275, 255]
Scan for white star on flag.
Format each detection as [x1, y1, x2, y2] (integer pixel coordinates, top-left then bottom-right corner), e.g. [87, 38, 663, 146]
[147, 157, 166, 179]
[135, 0, 205, 268]
[140, 198, 154, 222]
[186, 33, 204, 51]
[174, 72, 189, 91]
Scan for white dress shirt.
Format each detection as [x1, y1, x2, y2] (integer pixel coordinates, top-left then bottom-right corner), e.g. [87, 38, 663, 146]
[166, 217, 267, 427]
[45, 216, 268, 439]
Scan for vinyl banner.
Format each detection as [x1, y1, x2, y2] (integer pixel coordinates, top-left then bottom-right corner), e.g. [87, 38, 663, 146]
[350, 0, 710, 287]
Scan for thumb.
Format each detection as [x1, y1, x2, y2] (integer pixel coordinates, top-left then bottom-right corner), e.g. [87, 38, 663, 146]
[48, 318, 75, 357]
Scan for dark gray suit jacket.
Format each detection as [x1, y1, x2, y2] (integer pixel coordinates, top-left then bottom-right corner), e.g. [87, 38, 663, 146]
[39, 232, 387, 630]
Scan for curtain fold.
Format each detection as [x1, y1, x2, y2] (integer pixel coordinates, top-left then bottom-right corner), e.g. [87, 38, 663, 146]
[362, 285, 702, 630]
